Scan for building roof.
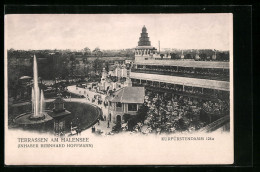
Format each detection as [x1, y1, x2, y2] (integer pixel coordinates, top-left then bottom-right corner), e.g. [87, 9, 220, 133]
[130, 72, 230, 91]
[135, 46, 156, 50]
[135, 59, 229, 69]
[108, 87, 145, 104]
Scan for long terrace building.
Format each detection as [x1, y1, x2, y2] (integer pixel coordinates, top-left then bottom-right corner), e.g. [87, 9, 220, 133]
[130, 26, 230, 101]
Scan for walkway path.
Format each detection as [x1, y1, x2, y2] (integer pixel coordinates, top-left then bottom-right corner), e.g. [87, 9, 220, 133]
[67, 85, 108, 116]
[66, 85, 115, 135]
[11, 85, 115, 136]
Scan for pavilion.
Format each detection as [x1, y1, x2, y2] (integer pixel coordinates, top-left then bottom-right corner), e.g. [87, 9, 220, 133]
[107, 87, 145, 123]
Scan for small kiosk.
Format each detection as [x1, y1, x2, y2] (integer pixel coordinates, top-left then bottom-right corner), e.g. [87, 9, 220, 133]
[49, 95, 71, 136]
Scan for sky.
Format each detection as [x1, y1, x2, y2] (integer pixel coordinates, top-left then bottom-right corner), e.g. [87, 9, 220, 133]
[5, 14, 232, 51]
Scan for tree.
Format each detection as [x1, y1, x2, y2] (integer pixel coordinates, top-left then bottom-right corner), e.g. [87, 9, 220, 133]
[92, 58, 103, 75]
[218, 52, 229, 61]
[200, 53, 207, 61]
[125, 49, 134, 58]
[83, 47, 91, 56]
[185, 53, 192, 59]
[92, 47, 103, 58]
[9, 48, 15, 52]
[136, 103, 149, 123]
[177, 118, 189, 131]
[105, 61, 109, 73]
[69, 54, 77, 79]
[161, 110, 167, 124]
[97, 51, 103, 58]
[190, 113, 204, 130]
[160, 54, 164, 59]
[170, 53, 177, 59]
[82, 57, 88, 76]
[74, 59, 81, 76]
[155, 98, 162, 117]
[59, 55, 70, 81]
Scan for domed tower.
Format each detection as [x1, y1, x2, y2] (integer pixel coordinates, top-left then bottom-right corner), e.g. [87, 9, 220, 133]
[142, 25, 147, 32]
[138, 25, 151, 46]
[135, 26, 157, 62]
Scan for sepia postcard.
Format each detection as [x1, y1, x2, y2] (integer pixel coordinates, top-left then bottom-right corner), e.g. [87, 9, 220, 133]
[4, 13, 233, 165]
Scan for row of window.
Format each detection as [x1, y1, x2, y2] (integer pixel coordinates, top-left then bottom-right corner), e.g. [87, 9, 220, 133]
[135, 65, 229, 76]
[132, 80, 229, 100]
[115, 102, 137, 111]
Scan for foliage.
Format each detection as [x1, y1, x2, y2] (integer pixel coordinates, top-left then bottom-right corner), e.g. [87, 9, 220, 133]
[92, 47, 103, 57]
[123, 114, 132, 122]
[185, 53, 192, 59]
[160, 54, 164, 59]
[200, 53, 207, 61]
[170, 53, 177, 59]
[136, 103, 149, 123]
[83, 47, 91, 55]
[92, 58, 104, 74]
[112, 122, 122, 132]
[154, 98, 162, 116]
[105, 62, 109, 73]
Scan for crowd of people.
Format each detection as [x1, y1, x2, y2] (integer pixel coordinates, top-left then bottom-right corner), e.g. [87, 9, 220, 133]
[135, 81, 229, 100]
[135, 91, 230, 134]
[69, 83, 229, 135]
[202, 100, 229, 115]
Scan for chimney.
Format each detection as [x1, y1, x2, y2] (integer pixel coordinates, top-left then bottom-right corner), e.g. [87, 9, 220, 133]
[158, 41, 160, 54]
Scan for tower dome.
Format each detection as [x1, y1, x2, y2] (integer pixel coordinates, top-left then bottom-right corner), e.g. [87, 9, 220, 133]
[142, 25, 147, 33]
[138, 25, 151, 46]
[135, 26, 157, 58]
